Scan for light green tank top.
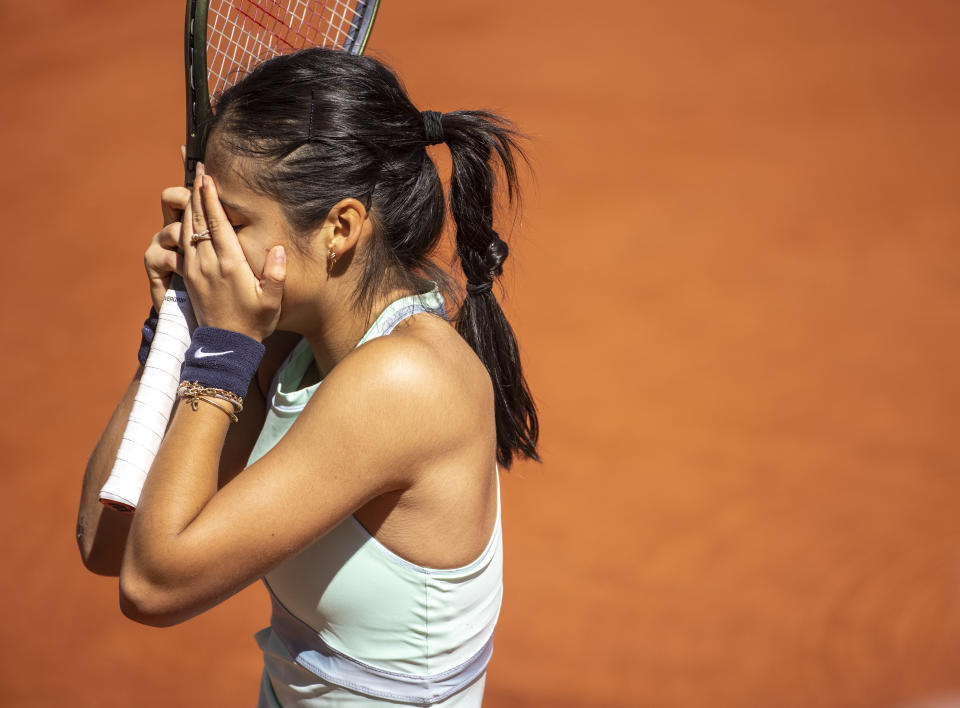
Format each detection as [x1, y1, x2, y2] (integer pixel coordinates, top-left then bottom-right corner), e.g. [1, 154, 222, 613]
[248, 286, 502, 707]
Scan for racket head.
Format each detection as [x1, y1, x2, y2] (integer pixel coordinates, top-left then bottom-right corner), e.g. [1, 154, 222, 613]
[184, 0, 380, 186]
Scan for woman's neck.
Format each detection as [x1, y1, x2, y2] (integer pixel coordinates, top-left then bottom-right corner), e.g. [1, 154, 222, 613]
[299, 284, 418, 380]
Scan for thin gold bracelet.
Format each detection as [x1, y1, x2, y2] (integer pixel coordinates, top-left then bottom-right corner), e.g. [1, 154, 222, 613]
[176, 382, 243, 422]
[177, 381, 243, 410]
[190, 395, 239, 423]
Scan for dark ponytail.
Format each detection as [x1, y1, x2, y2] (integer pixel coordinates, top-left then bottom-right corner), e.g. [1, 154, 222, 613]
[209, 49, 539, 468]
[441, 112, 540, 468]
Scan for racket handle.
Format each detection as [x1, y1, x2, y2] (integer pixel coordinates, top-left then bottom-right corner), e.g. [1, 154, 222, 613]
[99, 280, 196, 512]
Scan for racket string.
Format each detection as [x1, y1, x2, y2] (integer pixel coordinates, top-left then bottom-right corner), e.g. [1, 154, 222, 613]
[206, 0, 368, 99]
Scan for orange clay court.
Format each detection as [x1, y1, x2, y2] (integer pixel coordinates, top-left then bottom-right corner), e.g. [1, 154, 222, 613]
[1, 1, 959, 706]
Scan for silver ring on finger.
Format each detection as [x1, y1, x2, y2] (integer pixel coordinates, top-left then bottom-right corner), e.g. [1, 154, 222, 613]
[190, 229, 212, 246]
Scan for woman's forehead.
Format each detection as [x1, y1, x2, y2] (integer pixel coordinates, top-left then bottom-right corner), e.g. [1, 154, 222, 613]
[204, 139, 260, 210]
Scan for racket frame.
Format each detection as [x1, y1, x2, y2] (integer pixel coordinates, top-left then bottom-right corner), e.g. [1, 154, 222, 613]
[184, 0, 212, 188]
[347, 0, 379, 53]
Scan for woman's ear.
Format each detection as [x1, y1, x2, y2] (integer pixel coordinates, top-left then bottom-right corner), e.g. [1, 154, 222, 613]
[326, 197, 371, 258]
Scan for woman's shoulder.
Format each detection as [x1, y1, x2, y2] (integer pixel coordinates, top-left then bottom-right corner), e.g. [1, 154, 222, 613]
[359, 313, 489, 396]
[327, 314, 494, 443]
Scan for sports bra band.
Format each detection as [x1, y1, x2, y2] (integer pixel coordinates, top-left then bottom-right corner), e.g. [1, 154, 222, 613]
[263, 581, 493, 704]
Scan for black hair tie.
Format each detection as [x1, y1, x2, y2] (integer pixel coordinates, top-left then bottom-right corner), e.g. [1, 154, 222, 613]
[466, 280, 494, 297]
[422, 110, 445, 145]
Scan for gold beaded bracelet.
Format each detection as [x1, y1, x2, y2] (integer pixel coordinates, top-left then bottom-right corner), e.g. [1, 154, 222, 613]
[176, 381, 244, 423]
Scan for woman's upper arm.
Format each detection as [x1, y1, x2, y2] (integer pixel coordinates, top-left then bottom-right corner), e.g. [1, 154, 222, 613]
[193, 336, 438, 554]
[128, 336, 450, 623]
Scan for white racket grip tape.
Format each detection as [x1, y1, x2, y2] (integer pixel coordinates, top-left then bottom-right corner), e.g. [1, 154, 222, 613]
[99, 287, 197, 511]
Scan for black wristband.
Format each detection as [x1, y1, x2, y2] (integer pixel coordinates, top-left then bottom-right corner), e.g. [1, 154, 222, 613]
[180, 327, 266, 398]
[137, 307, 159, 367]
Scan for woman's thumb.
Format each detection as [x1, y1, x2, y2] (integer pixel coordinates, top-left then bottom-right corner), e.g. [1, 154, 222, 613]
[261, 245, 286, 300]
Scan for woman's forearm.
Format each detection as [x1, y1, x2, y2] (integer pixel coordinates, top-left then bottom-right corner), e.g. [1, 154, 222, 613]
[76, 369, 142, 576]
[79, 330, 286, 581]
[119, 399, 231, 624]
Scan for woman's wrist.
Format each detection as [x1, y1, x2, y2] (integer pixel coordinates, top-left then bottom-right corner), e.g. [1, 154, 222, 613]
[180, 327, 266, 399]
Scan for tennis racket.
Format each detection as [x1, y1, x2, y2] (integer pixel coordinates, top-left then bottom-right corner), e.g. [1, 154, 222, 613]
[99, 0, 380, 512]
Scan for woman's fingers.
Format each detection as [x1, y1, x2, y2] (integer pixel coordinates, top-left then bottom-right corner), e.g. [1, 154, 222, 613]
[189, 165, 211, 250]
[199, 173, 245, 264]
[180, 198, 196, 261]
[145, 226, 185, 311]
[187, 165, 244, 274]
[156, 221, 181, 249]
[161, 186, 191, 226]
[260, 246, 286, 305]
[145, 245, 180, 281]
[147, 224, 184, 273]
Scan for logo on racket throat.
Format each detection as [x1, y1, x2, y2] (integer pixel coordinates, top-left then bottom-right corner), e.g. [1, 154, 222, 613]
[195, 347, 235, 359]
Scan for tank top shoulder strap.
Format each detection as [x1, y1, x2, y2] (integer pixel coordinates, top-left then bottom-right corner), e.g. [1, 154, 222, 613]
[266, 285, 447, 414]
[356, 285, 447, 347]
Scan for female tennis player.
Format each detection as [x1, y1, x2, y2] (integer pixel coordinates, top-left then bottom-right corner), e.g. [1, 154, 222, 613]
[76, 48, 539, 706]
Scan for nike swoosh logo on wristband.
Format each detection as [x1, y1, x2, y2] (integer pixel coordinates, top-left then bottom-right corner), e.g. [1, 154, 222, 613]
[195, 347, 235, 358]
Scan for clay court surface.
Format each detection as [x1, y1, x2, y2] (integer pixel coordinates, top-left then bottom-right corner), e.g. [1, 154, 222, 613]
[2, 1, 959, 705]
